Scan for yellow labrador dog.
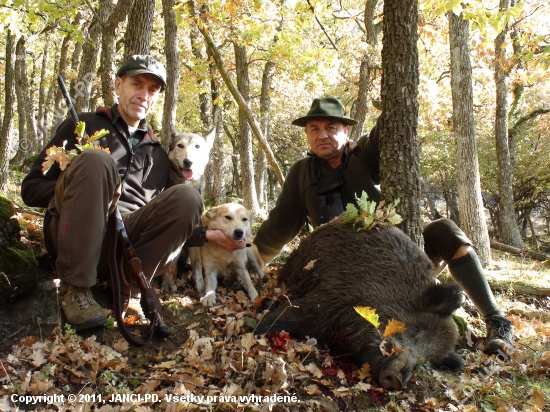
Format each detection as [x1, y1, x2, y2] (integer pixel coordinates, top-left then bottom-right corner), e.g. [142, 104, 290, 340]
[191, 203, 264, 307]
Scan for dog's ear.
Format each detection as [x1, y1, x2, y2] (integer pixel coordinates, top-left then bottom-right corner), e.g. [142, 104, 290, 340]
[203, 206, 219, 226]
[205, 127, 216, 148]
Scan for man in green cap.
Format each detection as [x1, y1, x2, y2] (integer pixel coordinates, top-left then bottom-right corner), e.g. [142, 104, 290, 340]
[253, 97, 514, 357]
[22, 55, 245, 330]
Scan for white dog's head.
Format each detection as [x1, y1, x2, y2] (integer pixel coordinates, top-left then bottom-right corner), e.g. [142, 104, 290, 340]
[168, 128, 215, 182]
[202, 203, 251, 241]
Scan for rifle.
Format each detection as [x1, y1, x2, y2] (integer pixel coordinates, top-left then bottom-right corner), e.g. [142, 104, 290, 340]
[57, 75, 168, 345]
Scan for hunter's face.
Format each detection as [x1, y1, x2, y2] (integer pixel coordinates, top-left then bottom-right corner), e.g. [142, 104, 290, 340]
[115, 74, 162, 127]
[305, 119, 349, 165]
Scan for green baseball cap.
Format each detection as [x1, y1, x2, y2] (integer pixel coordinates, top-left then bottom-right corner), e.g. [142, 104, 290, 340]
[116, 55, 167, 90]
[292, 97, 358, 127]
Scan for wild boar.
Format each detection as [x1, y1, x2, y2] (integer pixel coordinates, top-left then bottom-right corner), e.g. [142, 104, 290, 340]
[256, 217, 464, 390]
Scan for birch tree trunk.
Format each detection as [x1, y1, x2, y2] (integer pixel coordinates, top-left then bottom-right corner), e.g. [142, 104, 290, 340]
[379, 0, 423, 245]
[494, 0, 524, 248]
[448, 10, 491, 266]
[0, 31, 16, 191]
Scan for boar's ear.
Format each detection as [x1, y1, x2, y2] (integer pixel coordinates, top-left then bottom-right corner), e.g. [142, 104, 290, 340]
[421, 283, 463, 317]
[432, 351, 463, 372]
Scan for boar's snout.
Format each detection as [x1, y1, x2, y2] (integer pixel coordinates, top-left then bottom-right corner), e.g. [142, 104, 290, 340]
[378, 369, 403, 390]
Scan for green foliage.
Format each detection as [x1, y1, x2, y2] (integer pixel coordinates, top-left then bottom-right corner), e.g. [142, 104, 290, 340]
[105, 316, 115, 330]
[343, 191, 402, 230]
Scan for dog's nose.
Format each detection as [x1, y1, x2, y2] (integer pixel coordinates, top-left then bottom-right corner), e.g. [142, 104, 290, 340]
[183, 159, 193, 168]
[233, 229, 244, 240]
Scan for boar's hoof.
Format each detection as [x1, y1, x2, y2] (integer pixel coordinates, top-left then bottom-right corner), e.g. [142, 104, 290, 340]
[378, 370, 403, 391]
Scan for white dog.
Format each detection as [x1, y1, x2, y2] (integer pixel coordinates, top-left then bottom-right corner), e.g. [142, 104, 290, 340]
[168, 127, 215, 192]
[190, 203, 264, 307]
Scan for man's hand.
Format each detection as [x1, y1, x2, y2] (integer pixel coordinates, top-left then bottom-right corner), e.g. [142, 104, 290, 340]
[205, 229, 247, 252]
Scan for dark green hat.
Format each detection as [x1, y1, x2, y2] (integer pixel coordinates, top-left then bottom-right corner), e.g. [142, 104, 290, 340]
[292, 97, 358, 127]
[116, 55, 167, 90]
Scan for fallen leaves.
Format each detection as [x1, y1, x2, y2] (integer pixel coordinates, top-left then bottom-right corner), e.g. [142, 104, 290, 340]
[0, 260, 549, 412]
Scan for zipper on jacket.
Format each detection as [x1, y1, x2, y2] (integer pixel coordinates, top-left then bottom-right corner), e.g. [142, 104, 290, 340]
[141, 154, 153, 183]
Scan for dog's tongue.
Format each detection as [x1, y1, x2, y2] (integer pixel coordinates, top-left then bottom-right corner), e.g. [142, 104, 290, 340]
[182, 169, 193, 179]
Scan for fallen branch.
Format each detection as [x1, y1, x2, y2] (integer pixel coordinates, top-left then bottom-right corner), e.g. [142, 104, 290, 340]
[490, 239, 548, 261]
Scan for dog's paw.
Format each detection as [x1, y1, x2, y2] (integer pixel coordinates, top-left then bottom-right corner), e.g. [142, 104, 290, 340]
[247, 288, 259, 304]
[200, 291, 217, 307]
[193, 272, 205, 296]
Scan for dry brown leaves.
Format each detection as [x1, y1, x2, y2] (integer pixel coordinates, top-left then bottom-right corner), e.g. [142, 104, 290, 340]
[0, 265, 549, 411]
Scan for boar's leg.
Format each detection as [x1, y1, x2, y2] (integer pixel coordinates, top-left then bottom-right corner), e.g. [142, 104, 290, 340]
[421, 283, 463, 316]
[432, 351, 463, 372]
[255, 302, 310, 338]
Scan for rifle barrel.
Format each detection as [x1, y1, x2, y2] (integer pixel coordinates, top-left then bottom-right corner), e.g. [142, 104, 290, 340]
[57, 75, 80, 125]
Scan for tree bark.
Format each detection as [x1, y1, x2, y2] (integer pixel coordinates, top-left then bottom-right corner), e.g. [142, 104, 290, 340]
[210, 56, 225, 205]
[494, 0, 524, 248]
[234, 43, 261, 216]
[49, 33, 72, 137]
[448, 11, 491, 266]
[256, 60, 276, 210]
[13, 38, 28, 165]
[101, 0, 133, 108]
[75, 2, 109, 112]
[124, 0, 154, 58]
[162, 0, 179, 148]
[350, 55, 370, 141]
[37, 44, 49, 147]
[0, 31, 16, 191]
[379, 0, 423, 245]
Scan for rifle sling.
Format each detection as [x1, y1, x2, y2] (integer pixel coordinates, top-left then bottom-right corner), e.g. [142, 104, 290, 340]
[108, 210, 161, 346]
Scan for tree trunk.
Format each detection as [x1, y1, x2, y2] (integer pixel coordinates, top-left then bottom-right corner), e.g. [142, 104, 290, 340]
[210, 56, 225, 205]
[48, 34, 72, 138]
[350, 55, 370, 141]
[37, 44, 49, 147]
[448, 10, 491, 266]
[75, 3, 108, 112]
[256, 60, 275, 210]
[350, 0, 381, 141]
[100, 0, 133, 108]
[124, 0, 154, 58]
[0, 31, 16, 191]
[494, 0, 524, 248]
[379, 0, 423, 245]
[234, 43, 261, 216]
[69, 20, 83, 94]
[13, 38, 28, 165]
[161, 0, 179, 148]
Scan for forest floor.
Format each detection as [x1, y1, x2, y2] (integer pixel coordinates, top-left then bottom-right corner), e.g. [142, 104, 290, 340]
[1, 181, 549, 412]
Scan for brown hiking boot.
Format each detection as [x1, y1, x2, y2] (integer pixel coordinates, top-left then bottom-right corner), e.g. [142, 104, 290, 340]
[60, 285, 107, 330]
[483, 315, 514, 358]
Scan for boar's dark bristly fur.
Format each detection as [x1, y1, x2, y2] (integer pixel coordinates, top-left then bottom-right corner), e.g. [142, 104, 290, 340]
[256, 216, 464, 390]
